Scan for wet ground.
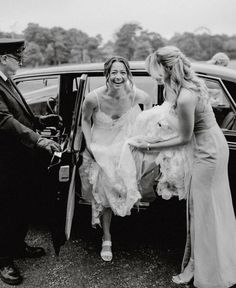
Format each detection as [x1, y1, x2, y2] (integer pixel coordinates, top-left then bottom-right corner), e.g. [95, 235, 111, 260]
[1, 199, 195, 288]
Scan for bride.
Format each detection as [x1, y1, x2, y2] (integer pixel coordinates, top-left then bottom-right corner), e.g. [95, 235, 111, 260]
[80, 54, 193, 264]
[80, 56, 152, 262]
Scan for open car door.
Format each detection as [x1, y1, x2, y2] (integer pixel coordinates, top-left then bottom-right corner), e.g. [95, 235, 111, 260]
[48, 74, 87, 255]
[222, 130, 236, 215]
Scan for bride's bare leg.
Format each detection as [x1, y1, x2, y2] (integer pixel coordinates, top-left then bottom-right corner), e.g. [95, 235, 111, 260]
[100, 208, 113, 261]
[102, 208, 112, 241]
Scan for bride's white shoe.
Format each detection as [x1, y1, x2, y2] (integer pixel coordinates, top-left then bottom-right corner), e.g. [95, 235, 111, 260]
[172, 258, 194, 285]
[100, 240, 112, 262]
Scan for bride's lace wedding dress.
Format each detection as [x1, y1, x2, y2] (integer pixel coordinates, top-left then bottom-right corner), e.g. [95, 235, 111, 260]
[79, 90, 142, 226]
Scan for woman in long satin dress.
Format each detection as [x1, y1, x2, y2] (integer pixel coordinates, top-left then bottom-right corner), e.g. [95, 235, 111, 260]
[130, 46, 236, 288]
[80, 56, 152, 262]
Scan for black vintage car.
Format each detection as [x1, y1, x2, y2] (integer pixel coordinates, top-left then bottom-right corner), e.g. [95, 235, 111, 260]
[14, 62, 236, 254]
[13, 62, 236, 218]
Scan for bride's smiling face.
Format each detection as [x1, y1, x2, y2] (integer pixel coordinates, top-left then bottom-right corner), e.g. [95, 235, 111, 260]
[108, 61, 128, 88]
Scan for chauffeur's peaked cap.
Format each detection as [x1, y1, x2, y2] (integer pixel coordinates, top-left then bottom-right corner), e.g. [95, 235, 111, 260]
[0, 38, 25, 55]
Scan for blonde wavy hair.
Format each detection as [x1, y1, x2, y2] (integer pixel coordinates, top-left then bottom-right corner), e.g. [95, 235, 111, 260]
[145, 46, 208, 106]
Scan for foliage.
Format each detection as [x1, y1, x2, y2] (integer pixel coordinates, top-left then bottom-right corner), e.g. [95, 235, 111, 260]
[133, 30, 166, 60]
[1, 22, 236, 67]
[114, 23, 142, 59]
[113, 24, 166, 60]
[23, 42, 43, 67]
[170, 32, 236, 61]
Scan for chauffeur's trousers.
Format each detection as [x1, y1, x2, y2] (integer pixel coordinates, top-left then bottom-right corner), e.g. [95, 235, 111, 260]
[0, 146, 34, 266]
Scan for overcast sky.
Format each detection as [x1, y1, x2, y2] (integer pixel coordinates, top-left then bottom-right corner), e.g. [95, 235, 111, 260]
[1, 0, 235, 43]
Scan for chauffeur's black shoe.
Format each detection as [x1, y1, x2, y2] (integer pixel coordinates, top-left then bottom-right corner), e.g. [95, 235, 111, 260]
[16, 243, 46, 259]
[0, 262, 23, 285]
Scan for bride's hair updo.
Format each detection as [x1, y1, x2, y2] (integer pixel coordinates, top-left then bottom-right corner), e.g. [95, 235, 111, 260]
[145, 46, 208, 104]
[104, 56, 133, 87]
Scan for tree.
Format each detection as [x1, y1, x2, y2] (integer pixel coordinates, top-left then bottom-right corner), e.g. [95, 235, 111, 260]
[196, 33, 214, 60]
[138, 30, 165, 51]
[0, 31, 21, 38]
[114, 23, 142, 60]
[23, 42, 43, 67]
[9, 22, 234, 66]
[66, 29, 90, 63]
[24, 23, 52, 52]
[133, 41, 152, 60]
[133, 30, 166, 60]
[44, 43, 55, 65]
[170, 33, 202, 60]
[223, 38, 236, 59]
[69, 45, 84, 63]
[86, 35, 103, 62]
[101, 41, 115, 61]
[49, 27, 69, 65]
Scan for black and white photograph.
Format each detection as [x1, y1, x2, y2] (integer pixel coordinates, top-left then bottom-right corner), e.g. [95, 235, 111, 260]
[1, 0, 236, 287]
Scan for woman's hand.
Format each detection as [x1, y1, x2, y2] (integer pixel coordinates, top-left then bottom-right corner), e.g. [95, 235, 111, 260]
[128, 138, 150, 151]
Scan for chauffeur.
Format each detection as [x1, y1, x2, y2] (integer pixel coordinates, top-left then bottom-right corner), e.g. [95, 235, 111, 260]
[0, 38, 61, 285]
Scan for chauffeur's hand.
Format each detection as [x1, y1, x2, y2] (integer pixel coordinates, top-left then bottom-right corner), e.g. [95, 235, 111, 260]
[39, 114, 63, 128]
[35, 137, 61, 156]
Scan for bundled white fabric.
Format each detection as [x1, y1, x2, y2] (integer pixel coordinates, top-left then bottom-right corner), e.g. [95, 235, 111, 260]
[119, 101, 194, 200]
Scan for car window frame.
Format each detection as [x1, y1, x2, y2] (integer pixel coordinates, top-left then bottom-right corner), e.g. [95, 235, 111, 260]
[14, 74, 61, 115]
[197, 73, 236, 113]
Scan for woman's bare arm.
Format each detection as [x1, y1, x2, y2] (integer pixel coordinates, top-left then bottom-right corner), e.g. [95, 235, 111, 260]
[130, 89, 197, 151]
[135, 87, 153, 110]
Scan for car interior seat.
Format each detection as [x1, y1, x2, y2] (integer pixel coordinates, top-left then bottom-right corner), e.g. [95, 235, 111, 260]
[221, 111, 236, 130]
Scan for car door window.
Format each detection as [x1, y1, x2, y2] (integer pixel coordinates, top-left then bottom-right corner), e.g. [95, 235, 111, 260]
[87, 76, 105, 93]
[202, 78, 236, 130]
[133, 76, 158, 105]
[204, 79, 229, 108]
[16, 77, 59, 115]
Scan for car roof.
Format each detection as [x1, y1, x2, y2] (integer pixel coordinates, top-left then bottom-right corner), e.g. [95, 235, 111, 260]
[15, 61, 236, 83]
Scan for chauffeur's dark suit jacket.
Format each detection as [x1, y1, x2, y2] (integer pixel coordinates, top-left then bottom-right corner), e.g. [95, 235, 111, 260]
[0, 74, 40, 265]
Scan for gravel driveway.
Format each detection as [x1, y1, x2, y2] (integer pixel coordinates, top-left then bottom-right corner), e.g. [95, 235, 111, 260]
[2, 199, 195, 288]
